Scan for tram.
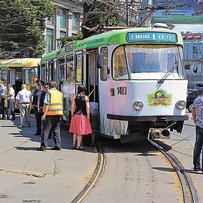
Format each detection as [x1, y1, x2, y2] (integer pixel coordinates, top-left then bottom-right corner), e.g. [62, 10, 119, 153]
[41, 26, 188, 143]
[0, 58, 40, 94]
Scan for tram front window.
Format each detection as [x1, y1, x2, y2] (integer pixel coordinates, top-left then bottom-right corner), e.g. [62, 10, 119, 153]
[112, 45, 185, 80]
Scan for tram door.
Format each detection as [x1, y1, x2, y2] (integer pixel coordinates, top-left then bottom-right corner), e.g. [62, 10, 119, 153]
[86, 50, 98, 102]
[86, 50, 99, 132]
[14, 68, 23, 94]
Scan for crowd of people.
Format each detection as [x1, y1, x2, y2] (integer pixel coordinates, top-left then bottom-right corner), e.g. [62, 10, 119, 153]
[0, 80, 92, 152]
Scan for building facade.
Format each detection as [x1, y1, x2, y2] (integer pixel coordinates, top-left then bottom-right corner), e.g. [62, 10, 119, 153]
[45, 0, 83, 53]
[181, 32, 203, 86]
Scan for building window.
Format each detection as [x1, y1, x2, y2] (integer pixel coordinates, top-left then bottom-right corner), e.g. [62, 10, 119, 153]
[47, 16, 54, 25]
[60, 31, 66, 38]
[72, 13, 80, 31]
[46, 28, 54, 53]
[59, 9, 67, 28]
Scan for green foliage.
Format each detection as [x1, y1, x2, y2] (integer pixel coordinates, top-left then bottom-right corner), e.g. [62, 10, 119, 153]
[58, 32, 83, 47]
[0, 0, 55, 57]
[82, 1, 122, 38]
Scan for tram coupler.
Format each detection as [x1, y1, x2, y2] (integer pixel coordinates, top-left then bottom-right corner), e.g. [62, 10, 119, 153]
[149, 128, 170, 139]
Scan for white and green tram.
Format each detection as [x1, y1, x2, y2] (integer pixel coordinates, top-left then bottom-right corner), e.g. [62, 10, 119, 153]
[41, 26, 188, 143]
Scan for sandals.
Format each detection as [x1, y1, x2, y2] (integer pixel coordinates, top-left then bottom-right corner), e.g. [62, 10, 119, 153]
[73, 144, 83, 150]
[76, 146, 83, 150]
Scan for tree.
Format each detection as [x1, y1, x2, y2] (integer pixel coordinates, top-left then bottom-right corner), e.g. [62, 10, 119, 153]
[82, 1, 123, 38]
[0, 0, 55, 58]
[59, 0, 124, 46]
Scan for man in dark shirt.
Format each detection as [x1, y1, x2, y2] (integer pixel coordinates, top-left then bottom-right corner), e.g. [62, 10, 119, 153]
[33, 81, 44, 135]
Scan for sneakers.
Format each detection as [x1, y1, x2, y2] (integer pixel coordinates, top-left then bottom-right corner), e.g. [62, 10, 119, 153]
[38, 146, 47, 151]
[194, 167, 201, 171]
[51, 146, 61, 151]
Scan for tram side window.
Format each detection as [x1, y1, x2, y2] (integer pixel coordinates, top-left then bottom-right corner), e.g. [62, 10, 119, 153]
[41, 65, 46, 82]
[76, 54, 82, 83]
[58, 58, 66, 82]
[112, 46, 129, 80]
[66, 55, 74, 82]
[31, 68, 38, 83]
[100, 47, 108, 81]
[23, 68, 31, 84]
[1, 69, 7, 83]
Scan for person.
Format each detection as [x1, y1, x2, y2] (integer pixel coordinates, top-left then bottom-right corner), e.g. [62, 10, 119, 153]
[39, 81, 63, 151]
[192, 90, 203, 172]
[38, 83, 48, 114]
[0, 81, 6, 119]
[15, 84, 32, 128]
[33, 81, 44, 135]
[38, 83, 53, 139]
[69, 85, 92, 150]
[7, 84, 15, 120]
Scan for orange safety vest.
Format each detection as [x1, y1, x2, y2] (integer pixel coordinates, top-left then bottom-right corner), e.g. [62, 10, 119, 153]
[46, 89, 63, 116]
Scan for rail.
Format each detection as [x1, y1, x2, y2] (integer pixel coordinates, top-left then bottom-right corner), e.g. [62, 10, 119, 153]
[148, 138, 198, 203]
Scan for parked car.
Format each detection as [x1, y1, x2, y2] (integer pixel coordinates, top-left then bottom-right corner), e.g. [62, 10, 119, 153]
[187, 89, 203, 112]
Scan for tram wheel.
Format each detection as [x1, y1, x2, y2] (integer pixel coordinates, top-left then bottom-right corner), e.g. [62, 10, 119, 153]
[83, 134, 95, 147]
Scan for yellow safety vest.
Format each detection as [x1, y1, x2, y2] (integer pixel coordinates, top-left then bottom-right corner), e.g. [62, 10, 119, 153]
[46, 89, 63, 116]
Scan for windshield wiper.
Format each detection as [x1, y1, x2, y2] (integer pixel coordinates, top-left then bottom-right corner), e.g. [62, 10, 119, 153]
[158, 61, 178, 84]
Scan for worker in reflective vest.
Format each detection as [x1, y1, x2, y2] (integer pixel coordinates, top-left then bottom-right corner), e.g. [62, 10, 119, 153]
[39, 81, 63, 151]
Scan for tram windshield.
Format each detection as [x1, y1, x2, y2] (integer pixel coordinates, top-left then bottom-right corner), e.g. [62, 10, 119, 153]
[112, 45, 185, 80]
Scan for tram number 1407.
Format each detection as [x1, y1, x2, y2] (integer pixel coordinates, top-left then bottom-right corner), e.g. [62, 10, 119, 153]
[117, 86, 127, 95]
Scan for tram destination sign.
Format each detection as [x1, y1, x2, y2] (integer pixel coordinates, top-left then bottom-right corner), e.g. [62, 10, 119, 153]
[127, 32, 177, 43]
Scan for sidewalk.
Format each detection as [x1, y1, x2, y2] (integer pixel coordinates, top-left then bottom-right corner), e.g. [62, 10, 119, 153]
[160, 118, 203, 203]
[0, 115, 97, 203]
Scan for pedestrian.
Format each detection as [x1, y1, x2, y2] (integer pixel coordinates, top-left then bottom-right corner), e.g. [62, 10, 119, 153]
[38, 83, 53, 139]
[15, 84, 32, 128]
[7, 84, 15, 120]
[69, 85, 92, 150]
[39, 81, 63, 151]
[33, 81, 44, 135]
[192, 90, 203, 172]
[37, 83, 48, 115]
[0, 81, 6, 119]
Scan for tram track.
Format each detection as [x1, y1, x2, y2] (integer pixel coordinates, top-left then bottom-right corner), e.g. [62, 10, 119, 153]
[71, 144, 105, 203]
[71, 135, 198, 203]
[148, 138, 198, 203]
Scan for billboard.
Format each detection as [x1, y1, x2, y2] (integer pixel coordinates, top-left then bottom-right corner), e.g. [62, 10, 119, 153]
[152, 0, 203, 24]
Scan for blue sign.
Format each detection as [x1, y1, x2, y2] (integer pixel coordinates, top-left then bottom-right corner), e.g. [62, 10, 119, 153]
[152, 0, 203, 24]
[127, 32, 177, 43]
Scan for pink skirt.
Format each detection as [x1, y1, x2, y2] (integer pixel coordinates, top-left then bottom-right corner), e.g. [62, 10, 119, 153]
[69, 115, 92, 135]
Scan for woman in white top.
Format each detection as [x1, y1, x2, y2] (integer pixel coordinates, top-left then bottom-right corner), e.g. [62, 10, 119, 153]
[7, 84, 15, 120]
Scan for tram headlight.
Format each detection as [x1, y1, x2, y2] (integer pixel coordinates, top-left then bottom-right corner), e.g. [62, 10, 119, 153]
[133, 100, 143, 111]
[175, 100, 186, 110]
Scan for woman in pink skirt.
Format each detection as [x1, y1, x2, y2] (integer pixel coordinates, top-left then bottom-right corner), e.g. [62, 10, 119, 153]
[69, 85, 92, 150]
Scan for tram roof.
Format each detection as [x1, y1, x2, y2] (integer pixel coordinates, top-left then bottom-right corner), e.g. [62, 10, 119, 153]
[41, 50, 58, 63]
[74, 27, 183, 50]
[41, 41, 76, 62]
[0, 58, 41, 68]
